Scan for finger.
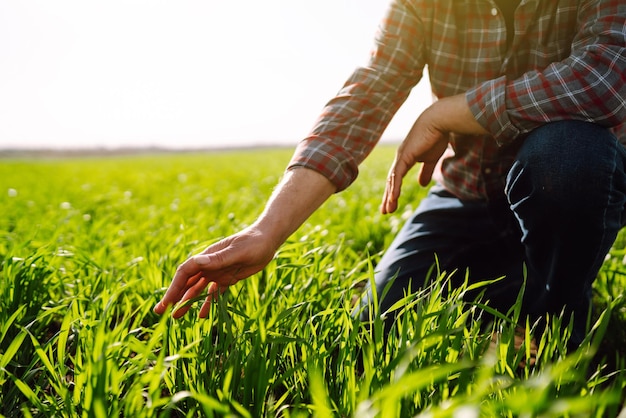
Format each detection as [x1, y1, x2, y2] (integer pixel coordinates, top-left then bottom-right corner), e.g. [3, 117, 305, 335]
[381, 171, 399, 214]
[154, 258, 205, 314]
[175, 267, 239, 319]
[197, 263, 248, 317]
[167, 272, 206, 315]
[154, 273, 202, 314]
[418, 162, 437, 187]
[198, 282, 221, 318]
[180, 274, 211, 304]
[380, 166, 394, 214]
[171, 300, 192, 319]
[172, 276, 211, 319]
[381, 157, 410, 214]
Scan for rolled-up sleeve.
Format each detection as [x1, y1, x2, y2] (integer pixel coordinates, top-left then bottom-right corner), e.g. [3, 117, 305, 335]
[467, 0, 626, 146]
[287, 0, 426, 191]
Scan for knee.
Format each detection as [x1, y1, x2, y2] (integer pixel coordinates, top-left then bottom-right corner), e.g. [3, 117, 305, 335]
[506, 121, 623, 207]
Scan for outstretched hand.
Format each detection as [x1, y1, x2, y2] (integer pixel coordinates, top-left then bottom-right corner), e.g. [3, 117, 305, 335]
[153, 226, 277, 319]
[154, 167, 337, 320]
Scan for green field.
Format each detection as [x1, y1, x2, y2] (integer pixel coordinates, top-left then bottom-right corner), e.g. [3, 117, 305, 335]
[1, 147, 625, 417]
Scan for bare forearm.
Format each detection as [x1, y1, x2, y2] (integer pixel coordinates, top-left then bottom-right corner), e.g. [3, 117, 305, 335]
[252, 167, 336, 249]
[428, 94, 489, 136]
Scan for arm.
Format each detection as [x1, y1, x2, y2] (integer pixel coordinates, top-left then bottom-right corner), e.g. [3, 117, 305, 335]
[384, 0, 626, 213]
[468, 0, 626, 143]
[154, 167, 335, 318]
[155, 0, 427, 317]
[289, 0, 426, 192]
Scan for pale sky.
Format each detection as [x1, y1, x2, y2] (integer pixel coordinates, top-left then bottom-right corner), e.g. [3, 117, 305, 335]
[0, 0, 432, 150]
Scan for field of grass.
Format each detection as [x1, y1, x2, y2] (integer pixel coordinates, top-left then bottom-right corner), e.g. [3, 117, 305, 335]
[1, 146, 625, 417]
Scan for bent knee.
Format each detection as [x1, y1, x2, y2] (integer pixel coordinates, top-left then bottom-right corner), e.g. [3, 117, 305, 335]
[507, 121, 624, 203]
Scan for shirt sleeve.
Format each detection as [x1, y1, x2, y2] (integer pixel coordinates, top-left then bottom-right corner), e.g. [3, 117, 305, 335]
[287, 0, 426, 191]
[467, 0, 626, 146]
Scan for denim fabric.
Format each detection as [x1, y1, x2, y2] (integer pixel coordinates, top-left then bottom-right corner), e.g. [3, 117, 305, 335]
[358, 121, 626, 346]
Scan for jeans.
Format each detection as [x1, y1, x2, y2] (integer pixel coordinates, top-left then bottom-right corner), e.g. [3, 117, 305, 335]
[358, 121, 626, 346]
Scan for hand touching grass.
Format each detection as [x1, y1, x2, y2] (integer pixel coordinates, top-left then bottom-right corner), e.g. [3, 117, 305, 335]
[154, 167, 336, 319]
[154, 226, 277, 319]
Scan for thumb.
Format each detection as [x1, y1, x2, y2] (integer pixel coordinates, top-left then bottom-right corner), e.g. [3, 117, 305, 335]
[192, 246, 232, 270]
[418, 162, 436, 187]
[192, 254, 212, 266]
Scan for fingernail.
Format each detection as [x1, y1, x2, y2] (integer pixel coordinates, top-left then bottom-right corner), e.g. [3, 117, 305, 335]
[193, 255, 210, 265]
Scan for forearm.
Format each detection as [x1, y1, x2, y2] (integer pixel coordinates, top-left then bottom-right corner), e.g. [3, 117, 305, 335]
[427, 94, 489, 136]
[251, 167, 336, 250]
[466, 2, 626, 144]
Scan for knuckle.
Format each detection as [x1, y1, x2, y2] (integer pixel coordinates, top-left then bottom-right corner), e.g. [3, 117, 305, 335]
[212, 251, 227, 266]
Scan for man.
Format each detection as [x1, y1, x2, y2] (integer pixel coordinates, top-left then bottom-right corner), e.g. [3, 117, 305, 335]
[154, 0, 626, 347]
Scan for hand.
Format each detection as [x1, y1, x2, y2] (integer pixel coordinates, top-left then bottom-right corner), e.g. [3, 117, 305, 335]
[153, 168, 336, 320]
[153, 226, 277, 319]
[380, 108, 449, 214]
[380, 94, 488, 214]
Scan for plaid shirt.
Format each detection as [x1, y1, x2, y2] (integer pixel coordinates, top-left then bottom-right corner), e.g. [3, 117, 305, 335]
[287, 0, 626, 201]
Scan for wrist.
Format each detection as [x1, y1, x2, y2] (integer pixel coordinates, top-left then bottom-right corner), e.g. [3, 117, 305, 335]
[249, 215, 290, 253]
[430, 94, 488, 136]
[252, 168, 335, 249]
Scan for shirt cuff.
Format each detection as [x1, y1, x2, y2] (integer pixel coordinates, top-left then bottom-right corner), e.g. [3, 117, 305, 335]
[466, 76, 521, 146]
[287, 136, 359, 192]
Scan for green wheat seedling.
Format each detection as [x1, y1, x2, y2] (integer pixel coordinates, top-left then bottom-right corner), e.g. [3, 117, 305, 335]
[1, 148, 625, 417]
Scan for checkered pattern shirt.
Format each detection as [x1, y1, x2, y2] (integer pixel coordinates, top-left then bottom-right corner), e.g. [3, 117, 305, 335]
[287, 0, 626, 201]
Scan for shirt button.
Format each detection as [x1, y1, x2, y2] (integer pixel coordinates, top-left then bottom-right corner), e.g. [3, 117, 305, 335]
[491, 7, 498, 16]
[484, 168, 492, 174]
[501, 58, 510, 74]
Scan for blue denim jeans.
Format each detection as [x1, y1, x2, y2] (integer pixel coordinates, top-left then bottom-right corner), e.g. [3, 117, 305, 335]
[359, 121, 626, 346]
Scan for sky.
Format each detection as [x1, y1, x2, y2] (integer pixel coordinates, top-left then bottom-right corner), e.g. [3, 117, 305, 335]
[0, 0, 432, 150]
